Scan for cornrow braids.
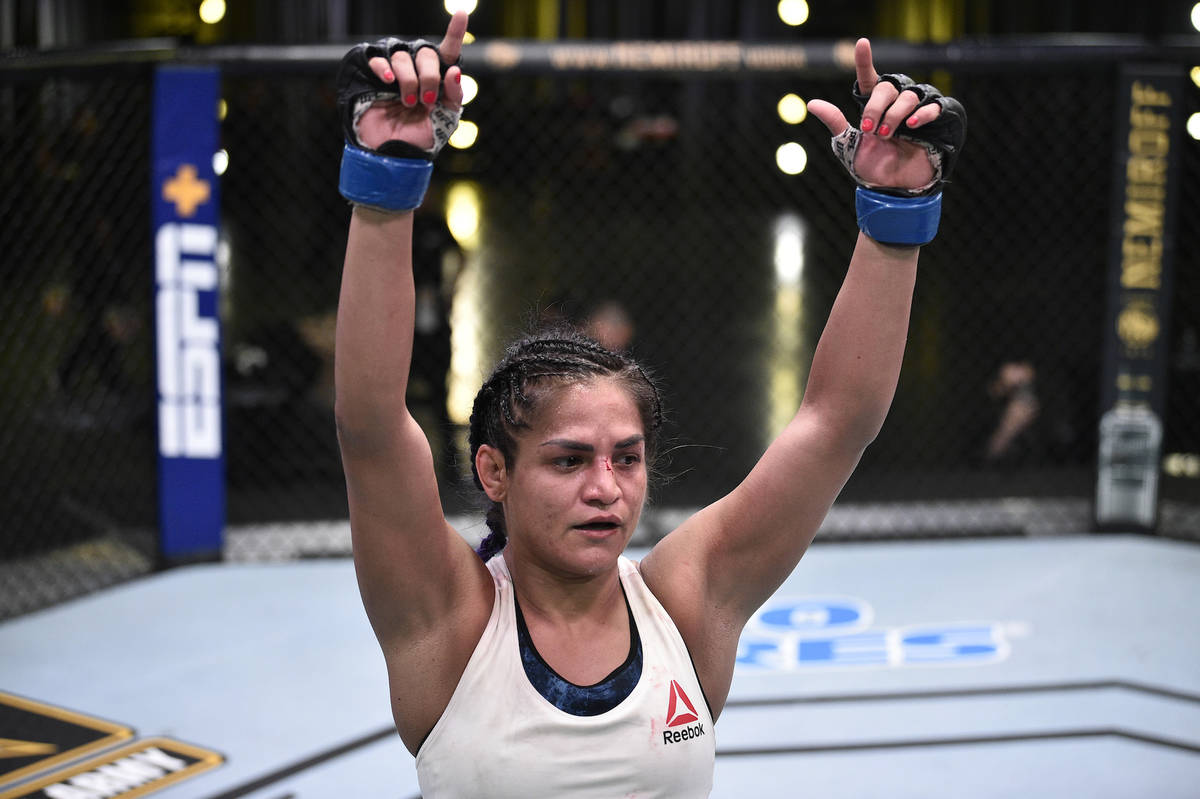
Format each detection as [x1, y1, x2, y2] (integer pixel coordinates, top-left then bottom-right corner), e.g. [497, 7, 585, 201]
[467, 324, 664, 561]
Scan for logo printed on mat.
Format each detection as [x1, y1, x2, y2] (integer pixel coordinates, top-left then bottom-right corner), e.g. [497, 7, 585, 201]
[665, 680, 698, 727]
[736, 595, 1020, 672]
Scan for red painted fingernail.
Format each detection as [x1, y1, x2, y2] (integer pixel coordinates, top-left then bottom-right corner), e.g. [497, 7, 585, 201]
[860, 117, 874, 132]
[454, 73, 462, 84]
[878, 123, 891, 137]
[423, 90, 436, 104]
[907, 115, 919, 127]
[382, 70, 394, 82]
[404, 94, 417, 106]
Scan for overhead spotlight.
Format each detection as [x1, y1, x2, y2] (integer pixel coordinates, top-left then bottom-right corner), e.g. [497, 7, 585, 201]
[445, 181, 482, 249]
[778, 0, 810, 26]
[212, 149, 229, 176]
[460, 74, 479, 105]
[775, 142, 808, 175]
[773, 213, 805, 286]
[446, 0, 478, 14]
[1191, 66, 1200, 88]
[777, 93, 807, 124]
[199, 0, 226, 25]
[1187, 112, 1200, 141]
[1192, 2, 1200, 32]
[450, 120, 479, 149]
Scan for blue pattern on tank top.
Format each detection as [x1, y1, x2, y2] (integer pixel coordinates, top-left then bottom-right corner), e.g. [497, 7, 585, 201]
[513, 587, 643, 716]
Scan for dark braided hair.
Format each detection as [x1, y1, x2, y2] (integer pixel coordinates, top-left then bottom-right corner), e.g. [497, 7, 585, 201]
[467, 325, 663, 561]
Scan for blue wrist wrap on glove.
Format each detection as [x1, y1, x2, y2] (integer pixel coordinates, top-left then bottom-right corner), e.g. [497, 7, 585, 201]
[338, 144, 433, 212]
[855, 188, 942, 246]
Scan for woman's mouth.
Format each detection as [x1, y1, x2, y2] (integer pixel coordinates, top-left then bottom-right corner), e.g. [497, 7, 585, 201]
[574, 521, 620, 533]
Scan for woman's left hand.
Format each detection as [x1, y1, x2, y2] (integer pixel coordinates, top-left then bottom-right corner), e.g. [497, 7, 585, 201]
[808, 38, 965, 194]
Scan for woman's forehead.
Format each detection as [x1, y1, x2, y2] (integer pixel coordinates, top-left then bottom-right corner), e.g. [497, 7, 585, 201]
[530, 379, 644, 436]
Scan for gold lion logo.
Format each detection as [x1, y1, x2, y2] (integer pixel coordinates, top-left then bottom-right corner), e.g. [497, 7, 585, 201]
[1117, 299, 1159, 350]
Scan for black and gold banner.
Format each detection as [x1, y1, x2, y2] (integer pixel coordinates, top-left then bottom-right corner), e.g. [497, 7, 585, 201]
[0, 738, 222, 799]
[1095, 65, 1184, 531]
[0, 692, 133, 789]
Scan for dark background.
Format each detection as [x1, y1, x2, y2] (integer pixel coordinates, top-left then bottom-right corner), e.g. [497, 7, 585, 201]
[2, 0, 1197, 617]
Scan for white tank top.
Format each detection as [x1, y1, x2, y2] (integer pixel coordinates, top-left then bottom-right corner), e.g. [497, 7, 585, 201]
[415, 554, 716, 797]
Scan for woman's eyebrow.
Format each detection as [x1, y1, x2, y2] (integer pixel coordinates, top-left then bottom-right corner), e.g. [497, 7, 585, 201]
[538, 435, 644, 450]
[540, 439, 593, 451]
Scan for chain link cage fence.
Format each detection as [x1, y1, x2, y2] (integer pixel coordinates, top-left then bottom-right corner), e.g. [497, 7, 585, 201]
[2, 39, 1198, 618]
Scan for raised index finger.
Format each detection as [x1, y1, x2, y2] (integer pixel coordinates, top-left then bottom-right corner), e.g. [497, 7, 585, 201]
[439, 11, 469, 64]
[854, 37, 878, 94]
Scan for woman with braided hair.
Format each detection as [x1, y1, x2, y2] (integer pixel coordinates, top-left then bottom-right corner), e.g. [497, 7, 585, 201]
[334, 11, 965, 797]
[466, 327, 665, 564]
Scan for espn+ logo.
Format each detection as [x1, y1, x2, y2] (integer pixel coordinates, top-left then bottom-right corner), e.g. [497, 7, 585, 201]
[736, 596, 1016, 672]
[155, 222, 221, 459]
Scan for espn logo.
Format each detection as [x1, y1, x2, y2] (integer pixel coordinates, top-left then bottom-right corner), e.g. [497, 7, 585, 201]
[155, 222, 221, 458]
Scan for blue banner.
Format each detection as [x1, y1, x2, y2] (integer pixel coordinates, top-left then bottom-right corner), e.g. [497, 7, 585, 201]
[152, 66, 224, 561]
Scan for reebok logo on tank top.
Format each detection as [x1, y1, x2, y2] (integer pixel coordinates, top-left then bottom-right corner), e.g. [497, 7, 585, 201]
[662, 680, 706, 745]
[666, 680, 698, 726]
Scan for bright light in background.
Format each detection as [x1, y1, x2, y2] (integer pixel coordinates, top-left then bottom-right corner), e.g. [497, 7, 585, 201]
[460, 74, 479, 104]
[448, 271, 485, 427]
[777, 93, 807, 124]
[217, 98, 228, 121]
[1164, 452, 1200, 477]
[1191, 66, 1200, 89]
[1188, 112, 1200, 140]
[199, 0, 226, 25]
[775, 142, 808, 175]
[449, 120, 479, 149]
[778, 0, 810, 26]
[768, 213, 811, 440]
[446, 0, 478, 14]
[212, 149, 229, 176]
[446, 180, 485, 426]
[1192, 2, 1200, 31]
[445, 181, 481, 249]
[773, 213, 805, 286]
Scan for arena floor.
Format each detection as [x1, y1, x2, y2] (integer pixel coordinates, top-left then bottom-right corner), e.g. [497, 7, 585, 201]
[2, 533, 1198, 798]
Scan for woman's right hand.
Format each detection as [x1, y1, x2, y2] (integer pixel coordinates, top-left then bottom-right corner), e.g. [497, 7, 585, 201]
[354, 11, 469, 153]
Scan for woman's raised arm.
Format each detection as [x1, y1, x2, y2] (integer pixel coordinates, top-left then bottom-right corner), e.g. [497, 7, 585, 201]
[642, 38, 967, 714]
[333, 12, 491, 648]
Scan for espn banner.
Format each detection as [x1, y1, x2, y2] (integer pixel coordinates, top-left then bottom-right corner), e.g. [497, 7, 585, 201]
[1095, 64, 1184, 531]
[152, 66, 224, 561]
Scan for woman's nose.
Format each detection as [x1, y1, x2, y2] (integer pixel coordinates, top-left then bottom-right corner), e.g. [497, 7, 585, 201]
[584, 457, 620, 504]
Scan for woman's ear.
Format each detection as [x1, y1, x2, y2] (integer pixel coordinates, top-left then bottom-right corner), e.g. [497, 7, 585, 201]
[475, 444, 507, 502]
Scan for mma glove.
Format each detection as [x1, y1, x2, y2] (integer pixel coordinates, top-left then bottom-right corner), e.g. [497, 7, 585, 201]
[336, 38, 462, 212]
[831, 73, 967, 246]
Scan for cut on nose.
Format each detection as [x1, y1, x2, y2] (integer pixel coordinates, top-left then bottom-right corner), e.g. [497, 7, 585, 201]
[586, 460, 620, 504]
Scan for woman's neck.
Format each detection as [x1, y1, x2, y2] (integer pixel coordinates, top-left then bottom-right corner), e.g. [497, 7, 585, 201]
[503, 548, 626, 627]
